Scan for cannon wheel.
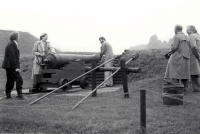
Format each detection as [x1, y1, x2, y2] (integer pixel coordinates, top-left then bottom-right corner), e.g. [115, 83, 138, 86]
[58, 78, 70, 91]
[80, 76, 90, 89]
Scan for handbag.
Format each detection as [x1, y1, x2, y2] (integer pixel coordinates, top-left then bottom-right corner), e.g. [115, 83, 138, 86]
[165, 50, 175, 59]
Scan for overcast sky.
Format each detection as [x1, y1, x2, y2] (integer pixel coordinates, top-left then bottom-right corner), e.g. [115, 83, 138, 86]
[0, 0, 200, 54]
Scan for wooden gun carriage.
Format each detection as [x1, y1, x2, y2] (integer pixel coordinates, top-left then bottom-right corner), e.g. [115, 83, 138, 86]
[31, 52, 140, 92]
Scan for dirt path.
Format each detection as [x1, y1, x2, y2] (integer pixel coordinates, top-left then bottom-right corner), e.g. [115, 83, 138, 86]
[6, 85, 122, 98]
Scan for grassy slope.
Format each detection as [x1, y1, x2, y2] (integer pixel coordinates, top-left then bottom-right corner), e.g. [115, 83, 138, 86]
[0, 49, 200, 133]
[0, 30, 38, 55]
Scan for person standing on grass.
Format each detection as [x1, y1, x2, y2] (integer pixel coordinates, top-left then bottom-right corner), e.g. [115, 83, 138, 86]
[99, 37, 114, 87]
[187, 25, 200, 92]
[2, 31, 24, 99]
[164, 25, 190, 92]
[31, 33, 55, 80]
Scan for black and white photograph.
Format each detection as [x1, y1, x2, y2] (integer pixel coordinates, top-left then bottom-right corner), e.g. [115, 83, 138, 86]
[0, 0, 200, 133]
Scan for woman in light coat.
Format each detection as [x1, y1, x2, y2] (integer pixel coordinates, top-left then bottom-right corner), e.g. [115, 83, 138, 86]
[31, 33, 55, 79]
[187, 26, 200, 92]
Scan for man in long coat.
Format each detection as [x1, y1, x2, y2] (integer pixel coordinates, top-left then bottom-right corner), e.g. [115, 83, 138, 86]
[164, 25, 190, 91]
[187, 25, 200, 92]
[31, 33, 55, 80]
[2, 31, 24, 99]
[99, 37, 114, 87]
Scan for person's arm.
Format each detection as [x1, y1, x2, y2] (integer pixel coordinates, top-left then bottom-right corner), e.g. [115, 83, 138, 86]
[171, 35, 179, 52]
[8, 43, 17, 70]
[33, 42, 42, 56]
[100, 43, 106, 59]
[190, 35, 200, 60]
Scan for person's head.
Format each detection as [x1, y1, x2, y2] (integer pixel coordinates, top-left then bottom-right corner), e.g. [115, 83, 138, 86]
[99, 37, 106, 44]
[174, 25, 182, 34]
[9, 31, 20, 41]
[40, 33, 48, 41]
[187, 25, 196, 35]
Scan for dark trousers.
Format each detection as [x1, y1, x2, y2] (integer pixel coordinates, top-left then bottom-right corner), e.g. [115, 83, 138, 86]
[191, 75, 200, 92]
[5, 69, 23, 96]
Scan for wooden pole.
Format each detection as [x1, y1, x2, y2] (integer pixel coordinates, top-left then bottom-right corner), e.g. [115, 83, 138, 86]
[28, 58, 115, 105]
[92, 61, 97, 97]
[120, 59, 129, 98]
[72, 68, 121, 109]
[140, 90, 146, 133]
[84, 66, 141, 73]
[72, 54, 139, 109]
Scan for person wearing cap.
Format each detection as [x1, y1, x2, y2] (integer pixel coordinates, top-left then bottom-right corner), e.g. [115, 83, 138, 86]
[2, 31, 24, 99]
[31, 33, 56, 80]
[164, 25, 190, 92]
[187, 25, 200, 92]
[99, 37, 114, 87]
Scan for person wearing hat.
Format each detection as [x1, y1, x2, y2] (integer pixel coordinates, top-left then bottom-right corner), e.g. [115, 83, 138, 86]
[99, 37, 114, 87]
[31, 33, 56, 80]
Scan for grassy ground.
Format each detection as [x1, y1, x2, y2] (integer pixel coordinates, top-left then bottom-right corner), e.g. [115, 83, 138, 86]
[1, 49, 200, 133]
[1, 76, 200, 133]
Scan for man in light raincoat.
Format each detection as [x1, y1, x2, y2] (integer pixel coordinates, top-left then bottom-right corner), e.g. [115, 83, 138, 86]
[99, 37, 114, 87]
[164, 25, 190, 91]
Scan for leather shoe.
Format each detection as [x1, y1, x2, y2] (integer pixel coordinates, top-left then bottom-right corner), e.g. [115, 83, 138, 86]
[16, 96, 25, 100]
[6, 96, 12, 99]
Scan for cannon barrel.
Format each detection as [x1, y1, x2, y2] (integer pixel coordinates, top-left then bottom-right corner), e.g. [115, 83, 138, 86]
[131, 53, 139, 60]
[44, 53, 100, 69]
[85, 66, 141, 73]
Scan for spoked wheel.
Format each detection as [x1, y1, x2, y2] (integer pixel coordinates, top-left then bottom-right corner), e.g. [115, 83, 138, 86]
[80, 76, 90, 89]
[58, 78, 71, 92]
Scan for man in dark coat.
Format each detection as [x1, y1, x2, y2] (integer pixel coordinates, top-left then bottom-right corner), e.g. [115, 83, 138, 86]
[2, 31, 24, 99]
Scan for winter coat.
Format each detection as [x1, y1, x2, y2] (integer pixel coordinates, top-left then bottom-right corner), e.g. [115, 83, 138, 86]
[31, 41, 55, 79]
[164, 32, 190, 79]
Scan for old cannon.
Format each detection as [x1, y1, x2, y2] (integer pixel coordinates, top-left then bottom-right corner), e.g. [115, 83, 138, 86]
[32, 53, 100, 92]
[31, 52, 141, 92]
[43, 53, 100, 69]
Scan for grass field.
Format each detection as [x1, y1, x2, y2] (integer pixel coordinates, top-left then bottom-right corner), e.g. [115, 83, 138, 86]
[1, 76, 200, 133]
[1, 49, 200, 133]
